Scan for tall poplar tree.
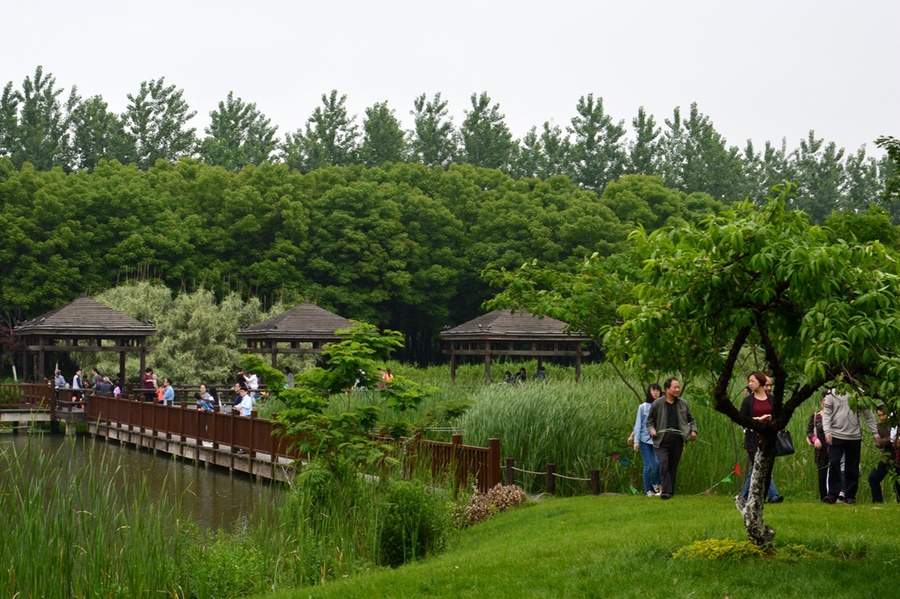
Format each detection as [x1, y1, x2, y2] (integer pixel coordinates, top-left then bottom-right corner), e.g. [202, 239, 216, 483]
[409, 92, 458, 167]
[123, 77, 197, 169]
[199, 91, 278, 170]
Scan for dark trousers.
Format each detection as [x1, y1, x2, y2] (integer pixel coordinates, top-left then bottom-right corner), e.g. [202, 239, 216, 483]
[656, 436, 684, 497]
[868, 460, 900, 503]
[826, 438, 861, 501]
[816, 464, 829, 501]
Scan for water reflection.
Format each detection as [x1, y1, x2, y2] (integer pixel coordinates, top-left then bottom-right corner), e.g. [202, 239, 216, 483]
[0, 432, 286, 532]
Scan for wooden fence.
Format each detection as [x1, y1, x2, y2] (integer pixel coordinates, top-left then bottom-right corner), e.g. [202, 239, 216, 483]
[84, 394, 300, 461]
[0, 385, 503, 493]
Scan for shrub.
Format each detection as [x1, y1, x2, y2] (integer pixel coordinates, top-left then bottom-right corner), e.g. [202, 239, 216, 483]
[455, 484, 527, 527]
[377, 480, 453, 567]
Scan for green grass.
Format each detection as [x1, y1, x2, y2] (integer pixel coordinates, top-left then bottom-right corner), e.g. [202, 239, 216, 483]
[264, 495, 900, 599]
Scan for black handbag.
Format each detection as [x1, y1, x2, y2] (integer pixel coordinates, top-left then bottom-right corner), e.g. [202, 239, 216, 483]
[774, 430, 795, 457]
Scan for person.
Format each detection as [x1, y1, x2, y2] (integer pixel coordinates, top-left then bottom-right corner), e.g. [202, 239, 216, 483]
[245, 371, 259, 399]
[868, 405, 899, 503]
[514, 368, 527, 383]
[208, 385, 222, 408]
[96, 376, 115, 395]
[534, 365, 546, 381]
[381, 368, 394, 388]
[232, 382, 247, 407]
[501, 371, 513, 384]
[234, 387, 254, 417]
[196, 384, 215, 412]
[72, 369, 83, 391]
[806, 393, 829, 500]
[822, 390, 880, 504]
[647, 378, 698, 499]
[161, 378, 175, 406]
[53, 370, 66, 389]
[91, 368, 103, 390]
[632, 383, 662, 496]
[285, 367, 295, 389]
[739, 371, 784, 503]
[141, 367, 156, 402]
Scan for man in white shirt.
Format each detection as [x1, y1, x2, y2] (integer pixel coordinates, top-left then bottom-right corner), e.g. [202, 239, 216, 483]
[234, 388, 253, 417]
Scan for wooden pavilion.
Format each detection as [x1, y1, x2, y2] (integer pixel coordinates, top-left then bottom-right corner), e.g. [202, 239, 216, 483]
[15, 297, 156, 383]
[237, 301, 353, 366]
[439, 309, 591, 382]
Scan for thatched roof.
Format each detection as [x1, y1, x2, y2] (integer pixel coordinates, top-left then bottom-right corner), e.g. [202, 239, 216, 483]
[440, 309, 589, 342]
[237, 301, 353, 342]
[15, 297, 156, 338]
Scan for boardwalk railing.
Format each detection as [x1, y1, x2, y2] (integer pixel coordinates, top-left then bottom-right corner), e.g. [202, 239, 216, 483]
[84, 393, 301, 461]
[0, 383, 54, 407]
[1, 384, 503, 492]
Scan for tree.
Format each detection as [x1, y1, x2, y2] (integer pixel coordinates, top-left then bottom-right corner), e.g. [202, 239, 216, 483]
[198, 91, 278, 170]
[510, 122, 569, 180]
[658, 103, 744, 201]
[1, 66, 69, 170]
[282, 89, 359, 172]
[359, 101, 407, 167]
[875, 135, 900, 218]
[64, 91, 135, 170]
[627, 106, 661, 175]
[788, 130, 845, 223]
[604, 184, 900, 545]
[408, 92, 458, 167]
[459, 91, 514, 170]
[567, 94, 626, 191]
[123, 77, 197, 169]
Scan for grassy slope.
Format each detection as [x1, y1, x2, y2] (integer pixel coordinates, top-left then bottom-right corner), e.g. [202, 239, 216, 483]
[268, 495, 899, 599]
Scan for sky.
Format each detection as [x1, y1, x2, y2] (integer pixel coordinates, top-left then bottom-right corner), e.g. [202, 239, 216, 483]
[3, 0, 898, 156]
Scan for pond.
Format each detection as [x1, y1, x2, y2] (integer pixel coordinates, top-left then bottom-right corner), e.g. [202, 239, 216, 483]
[0, 430, 286, 532]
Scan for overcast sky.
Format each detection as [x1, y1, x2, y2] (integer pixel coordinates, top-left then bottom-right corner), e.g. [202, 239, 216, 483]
[3, 0, 898, 156]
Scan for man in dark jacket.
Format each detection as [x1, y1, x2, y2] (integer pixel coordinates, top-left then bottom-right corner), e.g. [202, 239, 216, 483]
[647, 378, 698, 499]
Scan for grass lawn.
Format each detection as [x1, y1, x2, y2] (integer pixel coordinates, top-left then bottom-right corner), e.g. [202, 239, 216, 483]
[266, 494, 900, 599]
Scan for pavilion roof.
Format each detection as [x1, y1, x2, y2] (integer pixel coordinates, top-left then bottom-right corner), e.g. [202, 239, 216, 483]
[237, 301, 353, 341]
[14, 297, 156, 338]
[439, 309, 589, 341]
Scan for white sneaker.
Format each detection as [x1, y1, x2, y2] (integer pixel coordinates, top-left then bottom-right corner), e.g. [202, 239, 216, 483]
[652, 484, 661, 495]
[646, 490, 656, 497]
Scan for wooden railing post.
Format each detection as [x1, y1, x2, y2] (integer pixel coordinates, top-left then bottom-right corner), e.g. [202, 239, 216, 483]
[488, 438, 501, 489]
[590, 469, 600, 495]
[505, 457, 515, 486]
[546, 463, 556, 495]
[451, 433, 463, 489]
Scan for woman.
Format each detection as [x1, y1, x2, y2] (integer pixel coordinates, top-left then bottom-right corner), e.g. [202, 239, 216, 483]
[806, 393, 828, 500]
[632, 383, 662, 496]
[196, 384, 215, 412]
[740, 371, 783, 503]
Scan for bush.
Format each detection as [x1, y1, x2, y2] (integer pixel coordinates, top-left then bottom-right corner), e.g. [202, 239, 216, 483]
[377, 480, 453, 567]
[455, 484, 527, 527]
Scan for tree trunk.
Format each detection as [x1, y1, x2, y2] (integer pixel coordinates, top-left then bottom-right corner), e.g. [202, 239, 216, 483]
[733, 439, 776, 546]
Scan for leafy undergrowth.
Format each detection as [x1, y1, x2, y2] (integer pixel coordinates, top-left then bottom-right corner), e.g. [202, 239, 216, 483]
[263, 495, 900, 599]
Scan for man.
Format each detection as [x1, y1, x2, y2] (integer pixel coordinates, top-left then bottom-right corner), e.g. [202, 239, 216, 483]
[96, 376, 115, 395]
[53, 370, 66, 389]
[647, 378, 698, 499]
[232, 382, 247, 407]
[234, 387, 254, 417]
[72, 369, 83, 391]
[822, 391, 879, 505]
[161, 378, 176, 406]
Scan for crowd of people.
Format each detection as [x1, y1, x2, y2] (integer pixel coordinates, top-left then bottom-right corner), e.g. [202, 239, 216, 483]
[628, 370, 900, 503]
[50, 366, 273, 419]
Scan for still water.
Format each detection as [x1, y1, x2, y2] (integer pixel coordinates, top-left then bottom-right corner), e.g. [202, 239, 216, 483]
[0, 431, 286, 532]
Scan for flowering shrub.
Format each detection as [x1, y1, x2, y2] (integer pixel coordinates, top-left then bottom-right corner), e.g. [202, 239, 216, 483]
[455, 484, 527, 527]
